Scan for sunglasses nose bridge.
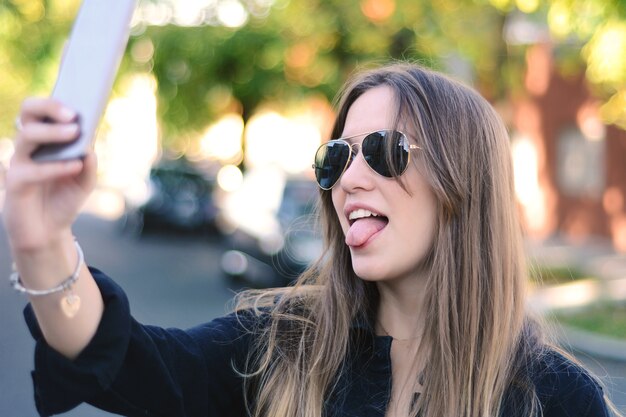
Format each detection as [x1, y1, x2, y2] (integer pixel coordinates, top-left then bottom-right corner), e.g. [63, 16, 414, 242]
[350, 142, 361, 156]
[344, 142, 362, 169]
[343, 141, 375, 183]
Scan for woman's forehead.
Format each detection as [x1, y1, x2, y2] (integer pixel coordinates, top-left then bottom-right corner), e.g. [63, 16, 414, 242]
[343, 86, 395, 124]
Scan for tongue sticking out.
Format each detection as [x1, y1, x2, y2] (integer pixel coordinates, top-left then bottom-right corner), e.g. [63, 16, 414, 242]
[345, 217, 387, 247]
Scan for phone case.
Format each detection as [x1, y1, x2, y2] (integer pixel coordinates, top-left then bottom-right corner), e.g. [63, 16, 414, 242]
[31, 0, 137, 161]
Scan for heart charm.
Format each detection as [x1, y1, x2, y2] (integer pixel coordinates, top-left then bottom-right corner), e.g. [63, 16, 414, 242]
[60, 293, 81, 318]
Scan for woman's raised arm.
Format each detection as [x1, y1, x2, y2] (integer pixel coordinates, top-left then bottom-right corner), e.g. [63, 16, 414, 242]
[3, 97, 104, 359]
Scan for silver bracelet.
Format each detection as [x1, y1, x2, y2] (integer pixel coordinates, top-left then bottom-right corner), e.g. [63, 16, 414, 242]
[9, 240, 84, 296]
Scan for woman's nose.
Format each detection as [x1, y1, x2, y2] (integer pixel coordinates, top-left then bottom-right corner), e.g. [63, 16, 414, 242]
[337, 147, 376, 192]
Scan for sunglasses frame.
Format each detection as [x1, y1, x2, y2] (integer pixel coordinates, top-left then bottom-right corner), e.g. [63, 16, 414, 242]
[312, 129, 421, 190]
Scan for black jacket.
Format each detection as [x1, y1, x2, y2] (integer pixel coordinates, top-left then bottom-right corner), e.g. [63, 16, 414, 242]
[25, 268, 610, 417]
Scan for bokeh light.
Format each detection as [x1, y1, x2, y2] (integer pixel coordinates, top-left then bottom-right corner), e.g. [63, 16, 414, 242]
[516, 0, 539, 14]
[584, 21, 626, 86]
[244, 110, 322, 174]
[97, 73, 159, 213]
[216, 164, 243, 192]
[199, 113, 244, 163]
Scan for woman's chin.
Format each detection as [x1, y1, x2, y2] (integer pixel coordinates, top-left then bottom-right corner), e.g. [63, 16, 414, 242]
[352, 265, 388, 283]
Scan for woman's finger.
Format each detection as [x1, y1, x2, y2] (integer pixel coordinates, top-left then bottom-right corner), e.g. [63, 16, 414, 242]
[75, 150, 98, 190]
[19, 122, 80, 144]
[12, 120, 80, 160]
[6, 157, 84, 188]
[12, 97, 79, 159]
[19, 97, 76, 125]
[11, 135, 39, 161]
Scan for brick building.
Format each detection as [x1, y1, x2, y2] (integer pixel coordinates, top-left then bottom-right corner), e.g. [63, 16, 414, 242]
[510, 43, 626, 251]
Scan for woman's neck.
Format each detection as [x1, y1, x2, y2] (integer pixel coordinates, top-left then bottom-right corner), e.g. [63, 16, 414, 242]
[377, 276, 430, 417]
[375, 274, 428, 341]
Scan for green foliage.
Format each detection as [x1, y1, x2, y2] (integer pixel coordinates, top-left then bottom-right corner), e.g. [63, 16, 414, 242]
[554, 302, 626, 339]
[0, 0, 79, 135]
[543, 0, 626, 127]
[131, 0, 507, 140]
[528, 263, 590, 286]
[1, 0, 624, 147]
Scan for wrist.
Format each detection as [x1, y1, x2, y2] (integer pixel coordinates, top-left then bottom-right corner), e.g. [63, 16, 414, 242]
[10, 233, 79, 291]
[8, 229, 74, 254]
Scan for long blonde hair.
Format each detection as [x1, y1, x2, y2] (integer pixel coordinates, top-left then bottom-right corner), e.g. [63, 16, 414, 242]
[236, 62, 549, 417]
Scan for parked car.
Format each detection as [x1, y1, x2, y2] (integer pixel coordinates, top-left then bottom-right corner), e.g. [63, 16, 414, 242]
[120, 159, 220, 235]
[220, 177, 322, 287]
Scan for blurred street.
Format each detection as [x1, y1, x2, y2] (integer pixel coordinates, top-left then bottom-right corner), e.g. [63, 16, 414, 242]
[1, 215, 625, 416]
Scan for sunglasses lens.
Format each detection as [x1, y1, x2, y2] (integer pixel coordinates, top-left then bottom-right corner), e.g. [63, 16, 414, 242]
[314, 140, 351, 189]
[313, 131, 411, 189]
[362, 130, 410, 177]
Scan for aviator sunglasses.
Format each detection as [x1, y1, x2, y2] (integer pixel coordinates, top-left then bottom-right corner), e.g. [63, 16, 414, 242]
[312, 129, 420, 190]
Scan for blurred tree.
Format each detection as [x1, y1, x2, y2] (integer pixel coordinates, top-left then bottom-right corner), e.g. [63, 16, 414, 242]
[1, 0, 625, 147]
[131, 0, 507, 144]
[0, 0, 79, 135]
[489, 0, 626, 128]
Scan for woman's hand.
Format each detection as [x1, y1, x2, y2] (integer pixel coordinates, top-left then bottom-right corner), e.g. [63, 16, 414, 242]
[2, 97, 104, 359]
[2, 97, 97, 252]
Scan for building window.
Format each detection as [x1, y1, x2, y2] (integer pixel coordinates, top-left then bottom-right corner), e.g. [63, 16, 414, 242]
[556, 125, 605, 198]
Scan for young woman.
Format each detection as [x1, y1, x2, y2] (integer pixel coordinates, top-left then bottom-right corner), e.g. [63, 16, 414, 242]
[4, 63, 617, 417]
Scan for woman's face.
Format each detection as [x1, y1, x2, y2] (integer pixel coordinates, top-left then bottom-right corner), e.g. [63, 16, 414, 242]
[331, 85, 438, 285]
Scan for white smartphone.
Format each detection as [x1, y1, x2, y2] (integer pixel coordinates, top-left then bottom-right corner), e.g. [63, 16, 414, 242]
[32, 0, 137, 162]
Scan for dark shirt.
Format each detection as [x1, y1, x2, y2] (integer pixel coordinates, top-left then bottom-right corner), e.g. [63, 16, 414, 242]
[24, 268, 610, 417]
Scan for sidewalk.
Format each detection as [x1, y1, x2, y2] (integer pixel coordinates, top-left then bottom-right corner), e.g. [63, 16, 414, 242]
[527, 237, 626, 361]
